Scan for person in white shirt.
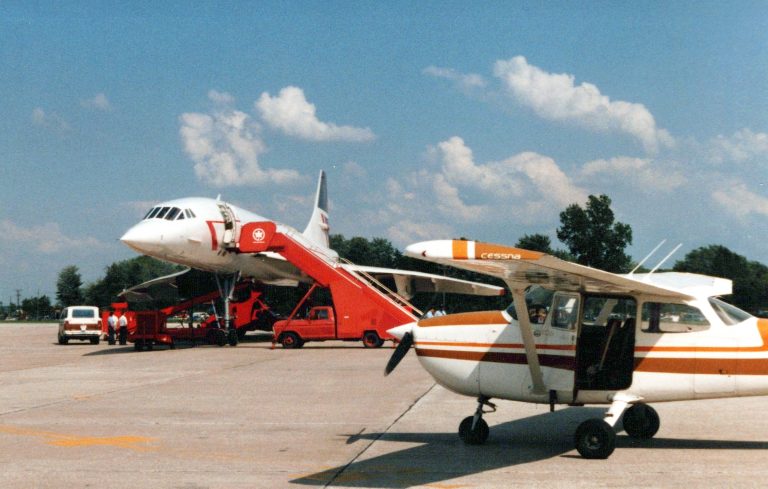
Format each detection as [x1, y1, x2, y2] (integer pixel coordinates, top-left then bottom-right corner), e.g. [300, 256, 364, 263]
[107, 311, 117, 345]
[118, 313, 129, 345]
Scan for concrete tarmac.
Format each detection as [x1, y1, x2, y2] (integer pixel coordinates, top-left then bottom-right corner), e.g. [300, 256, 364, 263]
[2, 323, 768, 488]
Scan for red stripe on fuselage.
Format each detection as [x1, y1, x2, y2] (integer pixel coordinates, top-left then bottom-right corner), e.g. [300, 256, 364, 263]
[206, 221, 218, 250]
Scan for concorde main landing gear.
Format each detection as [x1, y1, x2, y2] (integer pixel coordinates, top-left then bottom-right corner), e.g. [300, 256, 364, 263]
[458, 396, 495, 445]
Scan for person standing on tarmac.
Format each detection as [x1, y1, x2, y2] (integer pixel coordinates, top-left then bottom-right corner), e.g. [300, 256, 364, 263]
[107, 310, 117, 345]
[118, 312, 129, 345]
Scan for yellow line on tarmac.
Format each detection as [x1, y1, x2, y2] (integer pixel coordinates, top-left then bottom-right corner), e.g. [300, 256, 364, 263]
[0, 424, 159, 451]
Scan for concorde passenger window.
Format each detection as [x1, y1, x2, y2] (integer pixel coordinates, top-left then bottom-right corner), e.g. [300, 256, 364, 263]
[641, 302, 710, 333]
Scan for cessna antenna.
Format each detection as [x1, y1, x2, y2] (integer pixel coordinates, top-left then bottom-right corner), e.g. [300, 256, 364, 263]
[630, 239, 667, 275]
[647, 243, 683, 276]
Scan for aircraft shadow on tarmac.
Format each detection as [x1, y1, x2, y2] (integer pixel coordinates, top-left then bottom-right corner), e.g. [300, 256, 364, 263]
[292, 407, 768, 488]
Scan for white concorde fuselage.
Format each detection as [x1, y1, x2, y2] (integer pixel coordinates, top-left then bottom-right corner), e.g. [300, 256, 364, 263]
[120, 197, 317, 286]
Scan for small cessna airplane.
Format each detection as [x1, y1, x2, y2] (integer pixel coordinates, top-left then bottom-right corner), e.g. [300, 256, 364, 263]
[120, 172, 503, 341]
[385, 239, 767, 459]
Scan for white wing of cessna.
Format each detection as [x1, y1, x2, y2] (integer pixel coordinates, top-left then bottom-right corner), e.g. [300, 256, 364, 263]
[385, 238, 767, 459]
[120, 171, 504, 299]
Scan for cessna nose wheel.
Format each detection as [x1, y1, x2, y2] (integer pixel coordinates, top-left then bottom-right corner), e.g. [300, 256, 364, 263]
[459, 396, 495, 445]
[459, 416, 489, 445]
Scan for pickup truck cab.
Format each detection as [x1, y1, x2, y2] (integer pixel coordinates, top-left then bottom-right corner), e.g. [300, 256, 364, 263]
[272, 306, 386, 349]
[58, 306, 102, 345]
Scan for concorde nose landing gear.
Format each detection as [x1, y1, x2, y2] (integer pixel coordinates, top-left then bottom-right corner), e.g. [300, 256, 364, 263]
[214, 272, 241, 347]
[458, 396, 495, 445]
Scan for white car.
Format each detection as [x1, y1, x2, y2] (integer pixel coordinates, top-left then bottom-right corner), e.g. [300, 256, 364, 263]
[58, 306, 102, 345]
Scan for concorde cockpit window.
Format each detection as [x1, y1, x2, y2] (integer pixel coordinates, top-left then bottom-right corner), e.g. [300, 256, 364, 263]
[709, 297, 752, 326]
[641, 302, 710, 333]
[184, 209, 196, 219]
[143, 208, 155, 220]
[176, 210, 185, 220]
[145, 207, 162, 220]
[165, 207, 181, 220]
[154, 207, 170, 219]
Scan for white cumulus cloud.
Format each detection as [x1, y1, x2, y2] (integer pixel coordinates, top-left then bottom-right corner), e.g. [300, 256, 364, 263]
[81, 93, 112, 111]
[179, 91, 300, 187]
[0, 219, 102, 254]
[31, 107, 70, 132]
[493, 56, 673, 154]
[713, 180, 768, 218]
[434, 136, 587, 212]
[707, 128, 768, 164]
[256, 86, 375, 142]
[423, 65, 487, 91]
[581, 156, 685, 191]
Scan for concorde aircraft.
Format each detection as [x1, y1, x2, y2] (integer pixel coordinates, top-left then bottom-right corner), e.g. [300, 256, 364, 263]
[120, 172, 504, 343]
[384, 238, 768, 459]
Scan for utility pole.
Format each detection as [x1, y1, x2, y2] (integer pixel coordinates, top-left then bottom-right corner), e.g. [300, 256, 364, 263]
[15, 289, 21, 318]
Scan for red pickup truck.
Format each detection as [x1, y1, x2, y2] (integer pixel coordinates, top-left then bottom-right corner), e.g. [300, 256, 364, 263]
[272, 306, 388, 349]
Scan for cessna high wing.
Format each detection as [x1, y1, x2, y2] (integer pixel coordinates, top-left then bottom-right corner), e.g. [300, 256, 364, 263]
[384, 239, 768, 459]
[120, 171, 503, 307]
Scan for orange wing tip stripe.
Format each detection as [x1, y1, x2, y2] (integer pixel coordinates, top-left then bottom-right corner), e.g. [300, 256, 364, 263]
[451, 240, 468, 259]
[450, 240, 544, 261]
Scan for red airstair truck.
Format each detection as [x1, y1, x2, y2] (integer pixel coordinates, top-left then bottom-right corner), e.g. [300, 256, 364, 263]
[272, 284, 400, 348]
[234, 222, 417, 348]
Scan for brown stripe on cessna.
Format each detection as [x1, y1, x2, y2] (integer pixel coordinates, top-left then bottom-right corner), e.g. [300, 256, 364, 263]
[418, 311, 508, 327]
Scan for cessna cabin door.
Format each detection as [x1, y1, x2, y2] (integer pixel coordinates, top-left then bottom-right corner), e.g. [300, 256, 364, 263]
[538, 292, 579, 394]
[575, 295, 637, 391]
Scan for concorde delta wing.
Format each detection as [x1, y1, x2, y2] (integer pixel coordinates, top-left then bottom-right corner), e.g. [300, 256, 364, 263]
[404, 239, 694, 301]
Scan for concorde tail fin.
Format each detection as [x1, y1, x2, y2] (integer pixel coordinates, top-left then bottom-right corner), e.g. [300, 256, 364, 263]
[302, 170, 330, 249]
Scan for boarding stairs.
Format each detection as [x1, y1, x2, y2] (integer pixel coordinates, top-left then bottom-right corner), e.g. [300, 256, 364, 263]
[231, 222, 417, 339]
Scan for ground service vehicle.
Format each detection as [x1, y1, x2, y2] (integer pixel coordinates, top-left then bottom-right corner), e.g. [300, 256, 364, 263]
[272, 284, 391, 349]
[273, 303, 386, 349]
[58, 306, 102, 345]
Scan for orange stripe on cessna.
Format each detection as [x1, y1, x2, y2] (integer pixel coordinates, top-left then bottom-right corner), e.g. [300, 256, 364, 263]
[474, 242, 544, 261]
[419, 310, 506, 327]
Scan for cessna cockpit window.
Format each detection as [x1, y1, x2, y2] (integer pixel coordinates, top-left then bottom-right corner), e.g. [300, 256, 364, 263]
[709, 298, 752, 326]
[505, 285, 554, 321]
[551, 294, 579, 330]
[641, 302, 710, 333]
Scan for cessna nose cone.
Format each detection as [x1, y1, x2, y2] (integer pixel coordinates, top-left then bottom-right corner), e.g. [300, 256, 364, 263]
[387, 322, 414, 341]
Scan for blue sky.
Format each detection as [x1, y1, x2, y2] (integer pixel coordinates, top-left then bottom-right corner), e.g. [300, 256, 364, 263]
[1, 2, 767, 303]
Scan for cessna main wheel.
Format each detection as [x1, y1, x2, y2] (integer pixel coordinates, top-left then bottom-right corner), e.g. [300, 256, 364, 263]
[622, 404, 660, 439]
[458, 416, 489, 445]
[574, 418, 616, 459]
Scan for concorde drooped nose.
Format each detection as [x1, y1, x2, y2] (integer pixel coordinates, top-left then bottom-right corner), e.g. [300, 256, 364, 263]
[120, 221, 165, 255]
